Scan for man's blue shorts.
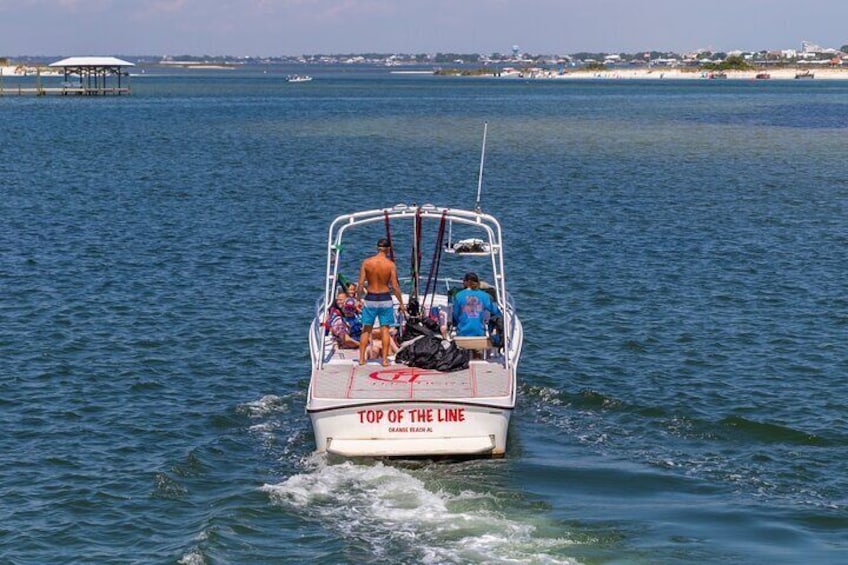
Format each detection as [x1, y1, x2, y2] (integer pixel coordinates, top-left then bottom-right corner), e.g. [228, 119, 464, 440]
[361, 291, 395, 327]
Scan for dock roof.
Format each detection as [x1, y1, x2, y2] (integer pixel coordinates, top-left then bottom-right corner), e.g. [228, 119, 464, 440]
[49, 57, 135, 68]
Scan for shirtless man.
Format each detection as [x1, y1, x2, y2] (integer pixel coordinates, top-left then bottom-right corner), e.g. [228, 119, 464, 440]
[357, 238, 406, 366]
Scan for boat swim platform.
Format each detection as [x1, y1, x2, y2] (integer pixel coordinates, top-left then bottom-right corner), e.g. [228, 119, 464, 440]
[311, 360, 512, 402]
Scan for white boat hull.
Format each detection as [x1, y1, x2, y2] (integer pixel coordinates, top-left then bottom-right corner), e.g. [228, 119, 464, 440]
[309, 401, 511, 457]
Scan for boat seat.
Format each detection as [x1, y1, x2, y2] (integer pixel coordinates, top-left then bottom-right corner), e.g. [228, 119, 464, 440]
[452, 336, 491, 349]
[452, 336, 492, 359]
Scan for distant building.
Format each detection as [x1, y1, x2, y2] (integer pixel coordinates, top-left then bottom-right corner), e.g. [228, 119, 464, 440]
[802, 41, 824, 54]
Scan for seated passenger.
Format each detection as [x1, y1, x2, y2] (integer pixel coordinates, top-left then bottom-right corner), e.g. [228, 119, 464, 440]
[329, 296, 361, 349]
[342, 298, 363, 341]
[324, 291, 348, 334]
[334, 291, 349, 314]
[452, 272, 502, 337]
[426, 305, 449, 338]
[367, 326, 399, 360]
[346, 282, 361, 307]
[347, 283, 356, 298]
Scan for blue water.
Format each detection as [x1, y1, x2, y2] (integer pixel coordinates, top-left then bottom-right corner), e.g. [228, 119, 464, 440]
[2, 68, 847, 564]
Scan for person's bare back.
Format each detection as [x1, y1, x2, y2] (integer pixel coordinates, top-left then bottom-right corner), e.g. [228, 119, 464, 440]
[356, 238, 406, 365]
[357, 238, 403, 299]
[359, 254, 396, 294]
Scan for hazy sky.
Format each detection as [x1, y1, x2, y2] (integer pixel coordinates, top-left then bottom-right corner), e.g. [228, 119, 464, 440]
[1, 0, 846, 57]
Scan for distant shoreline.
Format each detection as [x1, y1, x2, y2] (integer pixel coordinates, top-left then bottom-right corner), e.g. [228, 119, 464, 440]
[443, 67, 848, 81]
[544, 68, 844, 80]
[4, 63, 847, 81]
[0, 64, 61, 76]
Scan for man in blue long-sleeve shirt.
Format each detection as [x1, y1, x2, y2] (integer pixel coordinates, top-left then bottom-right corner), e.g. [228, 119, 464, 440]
[453, 272, 501, 337]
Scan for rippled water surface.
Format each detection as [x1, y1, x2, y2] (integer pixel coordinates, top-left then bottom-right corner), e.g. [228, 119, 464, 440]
[2, 69, 847, 564]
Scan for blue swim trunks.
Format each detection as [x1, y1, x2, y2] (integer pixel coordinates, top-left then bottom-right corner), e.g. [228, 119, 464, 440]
[361, 291, 395, 327]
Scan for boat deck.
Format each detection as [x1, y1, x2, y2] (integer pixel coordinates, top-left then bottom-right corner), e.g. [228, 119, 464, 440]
[311, 359, 512, 403]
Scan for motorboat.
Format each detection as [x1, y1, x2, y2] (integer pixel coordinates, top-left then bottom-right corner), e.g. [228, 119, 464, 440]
[306, 203, 523, 458]
[286, 74, 313, 83]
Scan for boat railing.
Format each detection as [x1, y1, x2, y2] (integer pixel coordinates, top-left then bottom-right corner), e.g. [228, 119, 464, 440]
[311, 278, 520, 369]
[309, 296, 328, 366]
[318, 205, 514, 370]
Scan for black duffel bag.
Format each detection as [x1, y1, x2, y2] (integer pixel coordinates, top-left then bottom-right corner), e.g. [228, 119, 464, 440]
[396, 321, 469, 372]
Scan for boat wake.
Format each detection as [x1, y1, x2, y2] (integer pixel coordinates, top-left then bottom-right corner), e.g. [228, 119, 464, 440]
[237, 392, 312, 461]
[517, 382, 847, 511]
[262, 456, 582, 564]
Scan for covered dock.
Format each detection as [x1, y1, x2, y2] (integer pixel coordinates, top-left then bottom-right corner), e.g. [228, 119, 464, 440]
[48, 56, 134, 95]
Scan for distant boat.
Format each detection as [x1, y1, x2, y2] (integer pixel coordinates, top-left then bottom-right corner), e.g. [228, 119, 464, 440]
[755, 72, 771, 80]
[708, 71, 727, 79]
[286, 74, 313, 83]
[794, 71, 814, 79]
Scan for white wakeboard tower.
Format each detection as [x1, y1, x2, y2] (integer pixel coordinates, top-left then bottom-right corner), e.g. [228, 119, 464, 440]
[306, 123, 523, 458]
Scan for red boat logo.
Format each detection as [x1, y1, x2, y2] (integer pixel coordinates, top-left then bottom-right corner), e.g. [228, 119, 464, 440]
[369, 367, 441, 383]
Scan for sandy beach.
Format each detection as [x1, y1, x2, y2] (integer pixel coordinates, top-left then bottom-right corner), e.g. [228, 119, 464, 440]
[0, 65, 60, 76]
[513, 67, 848, 80]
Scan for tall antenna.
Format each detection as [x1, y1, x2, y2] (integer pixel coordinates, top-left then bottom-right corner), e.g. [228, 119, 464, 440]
[475, 121, 488, 213]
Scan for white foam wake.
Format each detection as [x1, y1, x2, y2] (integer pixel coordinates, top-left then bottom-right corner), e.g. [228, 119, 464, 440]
[262, 455, 581, 564]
